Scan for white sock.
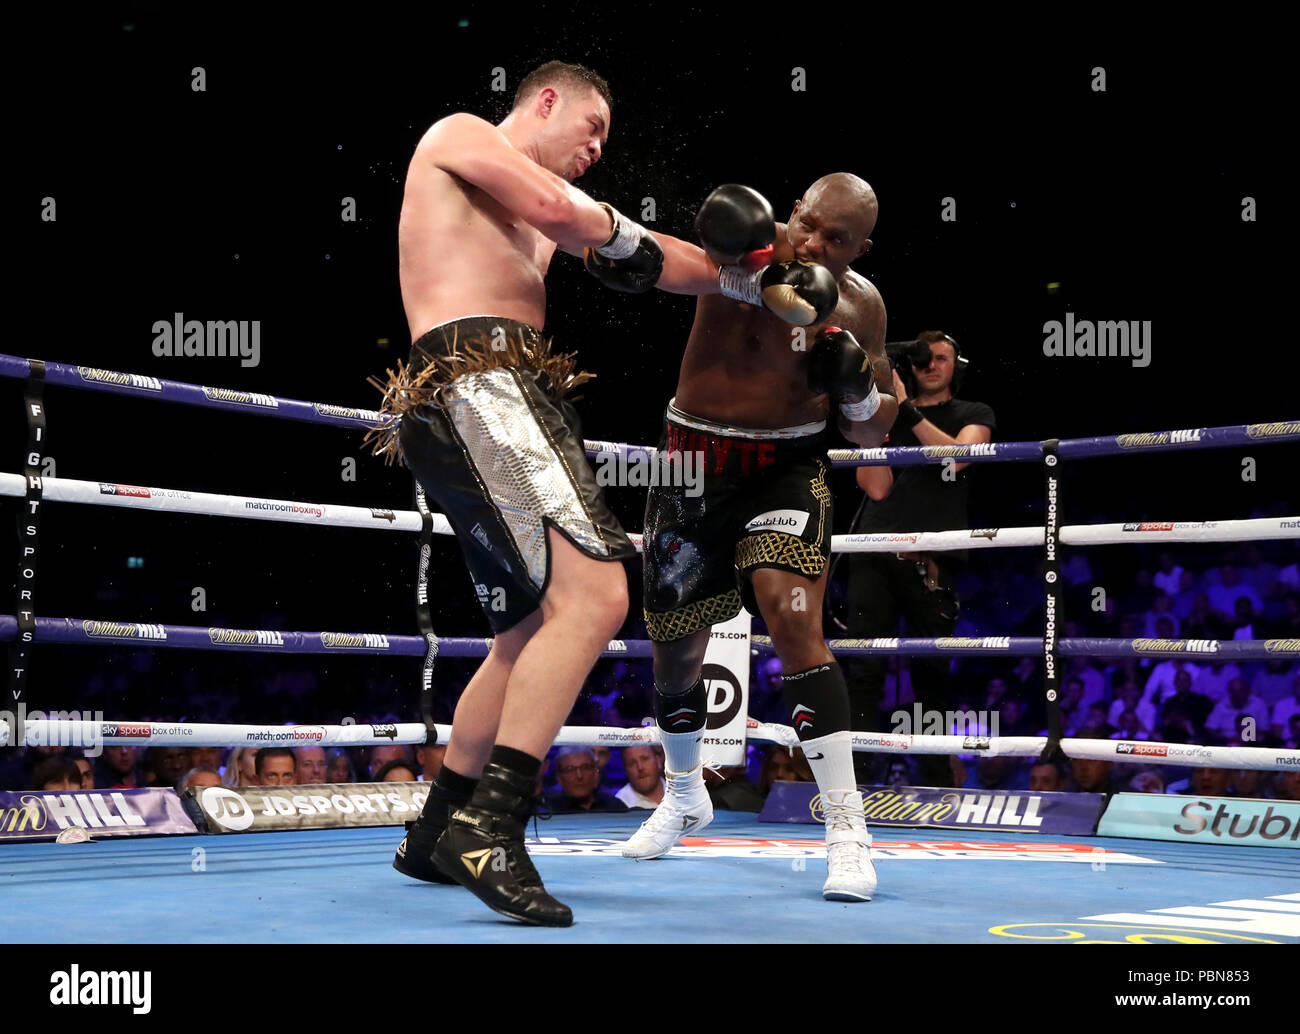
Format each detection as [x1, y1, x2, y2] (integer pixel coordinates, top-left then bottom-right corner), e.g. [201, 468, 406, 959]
[799, 730, 857, 796]
[659, 728, 703, 777]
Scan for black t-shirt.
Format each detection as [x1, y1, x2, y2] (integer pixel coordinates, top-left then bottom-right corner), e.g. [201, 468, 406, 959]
[852, 397, 997, 537]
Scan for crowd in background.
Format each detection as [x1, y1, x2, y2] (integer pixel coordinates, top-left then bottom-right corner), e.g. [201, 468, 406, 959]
[3, 543, 1297, 804]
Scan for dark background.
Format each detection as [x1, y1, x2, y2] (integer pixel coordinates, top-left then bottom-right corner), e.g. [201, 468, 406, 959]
[10, 5, 1293, 723]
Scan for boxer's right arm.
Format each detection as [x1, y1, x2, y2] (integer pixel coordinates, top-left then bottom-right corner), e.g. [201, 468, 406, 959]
[423, 113, 614, 250]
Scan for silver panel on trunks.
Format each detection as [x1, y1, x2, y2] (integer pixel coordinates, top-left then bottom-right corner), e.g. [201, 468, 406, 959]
[443, 368, 608, 588]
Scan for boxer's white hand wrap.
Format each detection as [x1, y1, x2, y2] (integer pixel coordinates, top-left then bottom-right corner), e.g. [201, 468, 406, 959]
[595, 203, 643, 260]
[718, 265, 763, 305]
[839, 381, 881, 422]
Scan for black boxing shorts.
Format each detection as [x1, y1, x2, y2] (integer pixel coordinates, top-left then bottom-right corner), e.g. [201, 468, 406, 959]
[387, 316, 636, 633]
[642, 400, 832, 642]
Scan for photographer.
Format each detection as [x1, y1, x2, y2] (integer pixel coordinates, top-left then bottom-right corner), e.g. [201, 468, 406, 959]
[838, 331, 996, 786]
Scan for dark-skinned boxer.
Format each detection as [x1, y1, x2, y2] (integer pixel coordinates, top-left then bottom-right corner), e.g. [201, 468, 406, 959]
[619, 178, 896, 900]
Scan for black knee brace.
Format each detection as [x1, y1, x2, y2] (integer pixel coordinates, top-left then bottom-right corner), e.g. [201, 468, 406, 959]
[780, 661, 851, 741]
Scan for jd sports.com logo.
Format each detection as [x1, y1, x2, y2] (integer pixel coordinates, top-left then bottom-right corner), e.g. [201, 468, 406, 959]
[701, 663, 742, 729]
[201, 786, 255, 831]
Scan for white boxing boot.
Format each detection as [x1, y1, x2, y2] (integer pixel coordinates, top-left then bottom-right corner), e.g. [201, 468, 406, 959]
[620, 763, 714, 860]
[821, 789, 877, 901]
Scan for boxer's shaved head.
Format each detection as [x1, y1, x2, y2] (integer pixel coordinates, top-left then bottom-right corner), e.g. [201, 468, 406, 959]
[804, 173, 878, 238]
[787, 172, 877, 272]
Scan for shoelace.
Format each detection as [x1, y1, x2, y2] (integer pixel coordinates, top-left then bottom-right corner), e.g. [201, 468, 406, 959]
[637, 770, 706, 836]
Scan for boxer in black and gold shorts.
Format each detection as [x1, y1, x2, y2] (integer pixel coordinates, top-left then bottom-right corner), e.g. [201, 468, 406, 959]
[374, 315, 637, 632]
[643, 401, 831, 641]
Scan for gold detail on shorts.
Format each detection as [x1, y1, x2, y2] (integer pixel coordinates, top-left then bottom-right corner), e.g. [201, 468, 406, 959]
[810, 460, 830, 543]
[364, 327, 595, 465]
[736, 531, 827, 578]
[645, 589, 743, 642]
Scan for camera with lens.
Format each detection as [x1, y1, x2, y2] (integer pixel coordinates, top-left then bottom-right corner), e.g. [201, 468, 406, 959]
[885, 334, 970, 397]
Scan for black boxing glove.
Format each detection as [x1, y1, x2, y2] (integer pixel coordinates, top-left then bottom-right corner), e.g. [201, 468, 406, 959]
[807, 326, 883, 422]
[583, 203, 664, 293]
[695, 184, 776, 266]
[718, 260, 839, 326]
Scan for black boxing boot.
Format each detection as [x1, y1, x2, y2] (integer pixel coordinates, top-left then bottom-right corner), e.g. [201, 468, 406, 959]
[432, 751, 572, 927]
[393, 768, 476, 884]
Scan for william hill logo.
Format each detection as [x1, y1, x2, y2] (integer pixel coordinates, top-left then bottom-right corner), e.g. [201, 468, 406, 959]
[208, 628, 285, 647]
[77, 367, 162, 392]
[320, 632, 390, 650]
[202, 386, 277, 408]
[82, 621, 166, 641]
[1131, 638, 1218, 654]
[1245, 421, 1299, 439]
[1265, 640, 1300, 654]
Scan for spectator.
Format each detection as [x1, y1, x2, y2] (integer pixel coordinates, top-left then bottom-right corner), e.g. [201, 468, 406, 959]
[415, 744, 446, 783]
[759, 745, 816, 793]
[1152, 552, 1184, 596]
[224, 747, 260, 788]
[374, 760, 418, 783]
[1174, 766, 1231, 797]
[966, 756, 1023, 791]
[1196, 660, 1242, 704]
[1028, 763, 1064, 792]
[997, 697, 1033, 737]
[1142, 594, 1179, 638]
[1205, 678, 1270, 743]
[1278, 560, 1300, 595]
[841, 330, 995, 789]
[255, 747, 297, 786]
[1278, 770, 1300, 802]
[615, 746, 665, 809]
[32, 758, 82, 792]
[1068, 758, 1114, 795]
[1181, 593, 1228, 641]
[1110, 709, 1151, 741]
[1287, 714, 1300, 749]
[294, 746, 328, 784]
[1230, 596, 1261, 640]
[95, 746, 142, 789]
[1208, 565, 1264, 624]
[1158, 670, 1214, 734]
[1142, 656, 1202, 708]
[703, 764, 766, 811]
[1057, 678, 1087, 734]
[1128, 770, 1165, 794]
[1253, 661, 1298, 705]
[1107, 682, 1157, 734]
[368, 745, 412, 779]
[1227, 768, 1270, 799]
[1271, 677, 1300, 740]
[1239, 544, 1277, 598]
[193, 747, 225, 773]
[1062, 656, 1105, 710]
[66, 753, 94, 790]
[544, 748, 627, 813]
[325, 748, 356, 784]
[1269, 593, 1300, 637]
[1073, 705, 1115, 740]
[145, 747, 194, 788]
[177, 766, 223, 793]
[591, 746, 612, 781]
[1173, 569, 1201, 620]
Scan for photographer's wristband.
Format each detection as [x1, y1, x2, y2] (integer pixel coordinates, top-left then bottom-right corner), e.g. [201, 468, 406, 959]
[896, 400, 925, 429]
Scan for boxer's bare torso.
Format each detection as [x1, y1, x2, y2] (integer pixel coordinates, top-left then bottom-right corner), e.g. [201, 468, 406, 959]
[398, 134, 557, 339]
[675, 227, 888, 429]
